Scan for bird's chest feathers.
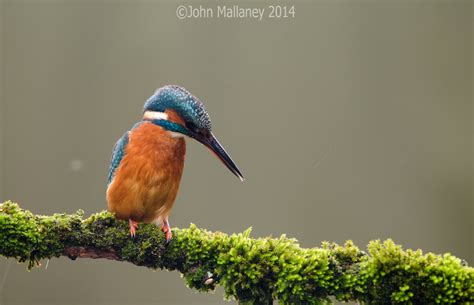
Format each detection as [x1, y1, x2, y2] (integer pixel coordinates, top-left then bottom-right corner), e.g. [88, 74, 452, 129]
[125, 122, 186, 183]
[107, 122, 186, 222]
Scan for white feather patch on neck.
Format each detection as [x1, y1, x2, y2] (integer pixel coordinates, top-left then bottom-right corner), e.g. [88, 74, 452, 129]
[144, 111, 185, 138]
[143, 111, 169, 121]
[168, 131, 185, 138]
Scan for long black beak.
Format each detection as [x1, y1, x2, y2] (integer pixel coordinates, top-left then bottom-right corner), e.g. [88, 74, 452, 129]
[194, 132, 244, 181]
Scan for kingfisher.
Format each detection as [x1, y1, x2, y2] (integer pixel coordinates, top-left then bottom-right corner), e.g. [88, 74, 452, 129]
[106, 85, 244, 241]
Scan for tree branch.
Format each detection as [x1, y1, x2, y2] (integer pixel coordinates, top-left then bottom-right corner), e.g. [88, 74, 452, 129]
[0, 201, 472, 304]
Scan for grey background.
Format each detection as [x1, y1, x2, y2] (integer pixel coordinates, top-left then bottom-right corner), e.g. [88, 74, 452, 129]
[0, 1, 472, 304]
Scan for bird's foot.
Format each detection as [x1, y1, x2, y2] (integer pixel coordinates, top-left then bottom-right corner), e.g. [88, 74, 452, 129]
[129, 219, 138, 237]
[161, 219, 172, 242]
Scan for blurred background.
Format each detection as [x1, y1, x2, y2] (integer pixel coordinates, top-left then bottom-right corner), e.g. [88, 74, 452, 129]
[0, 0, 472, 304]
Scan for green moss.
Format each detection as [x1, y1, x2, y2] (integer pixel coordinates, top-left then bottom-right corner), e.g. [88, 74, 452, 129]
[356, 240, 474, 304]
[0, 201, 472, 304]
[0, 201, 41, 268]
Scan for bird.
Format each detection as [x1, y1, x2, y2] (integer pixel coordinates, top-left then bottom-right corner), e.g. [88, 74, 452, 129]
[106, 85, 244, 241]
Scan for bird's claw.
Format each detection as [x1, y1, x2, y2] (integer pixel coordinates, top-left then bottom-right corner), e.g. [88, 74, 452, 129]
[161, 224, 172, 243]
[129, 219, 138, 237]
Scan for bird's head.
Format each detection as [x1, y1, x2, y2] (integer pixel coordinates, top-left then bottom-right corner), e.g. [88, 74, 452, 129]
[143, 85, 244, 181]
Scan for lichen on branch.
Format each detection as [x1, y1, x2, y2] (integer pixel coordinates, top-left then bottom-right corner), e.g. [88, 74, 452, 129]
[0, 201, 472, 304]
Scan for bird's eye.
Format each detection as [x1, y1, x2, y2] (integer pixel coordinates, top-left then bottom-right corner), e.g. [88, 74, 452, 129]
[185, 122, 197, 132]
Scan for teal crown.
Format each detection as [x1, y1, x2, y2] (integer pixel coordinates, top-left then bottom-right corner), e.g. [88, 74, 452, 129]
[143, 85, 212, 132]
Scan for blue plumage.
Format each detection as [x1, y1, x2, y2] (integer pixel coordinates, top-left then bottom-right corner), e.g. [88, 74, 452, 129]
[108, 122, 147, 185]
[149, 119, 190, 136]
[107, 131, 129, 185]
[144, 85, 212, 131]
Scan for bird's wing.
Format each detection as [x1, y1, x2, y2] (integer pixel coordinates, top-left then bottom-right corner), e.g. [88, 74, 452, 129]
[107, 131, 130, 185]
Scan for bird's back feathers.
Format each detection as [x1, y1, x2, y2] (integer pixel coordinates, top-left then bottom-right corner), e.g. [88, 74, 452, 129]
[107, 131, 129, 185]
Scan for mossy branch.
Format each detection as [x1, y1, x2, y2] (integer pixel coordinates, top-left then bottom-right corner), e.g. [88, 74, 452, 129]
[0, 201, 472, 304]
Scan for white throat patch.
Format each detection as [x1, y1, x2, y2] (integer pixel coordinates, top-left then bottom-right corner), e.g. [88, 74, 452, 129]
[168, 131, 185, 138]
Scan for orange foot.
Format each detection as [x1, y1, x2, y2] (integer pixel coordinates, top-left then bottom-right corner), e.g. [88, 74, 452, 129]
[161, 218, 172, 242]
[129, 219, 138, 237]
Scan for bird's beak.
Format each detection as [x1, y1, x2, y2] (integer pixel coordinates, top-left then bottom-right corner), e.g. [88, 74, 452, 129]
[194, 132, 244, 181]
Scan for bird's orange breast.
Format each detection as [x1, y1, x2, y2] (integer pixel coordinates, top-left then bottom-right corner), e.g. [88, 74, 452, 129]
[106, 122, 186, 223]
